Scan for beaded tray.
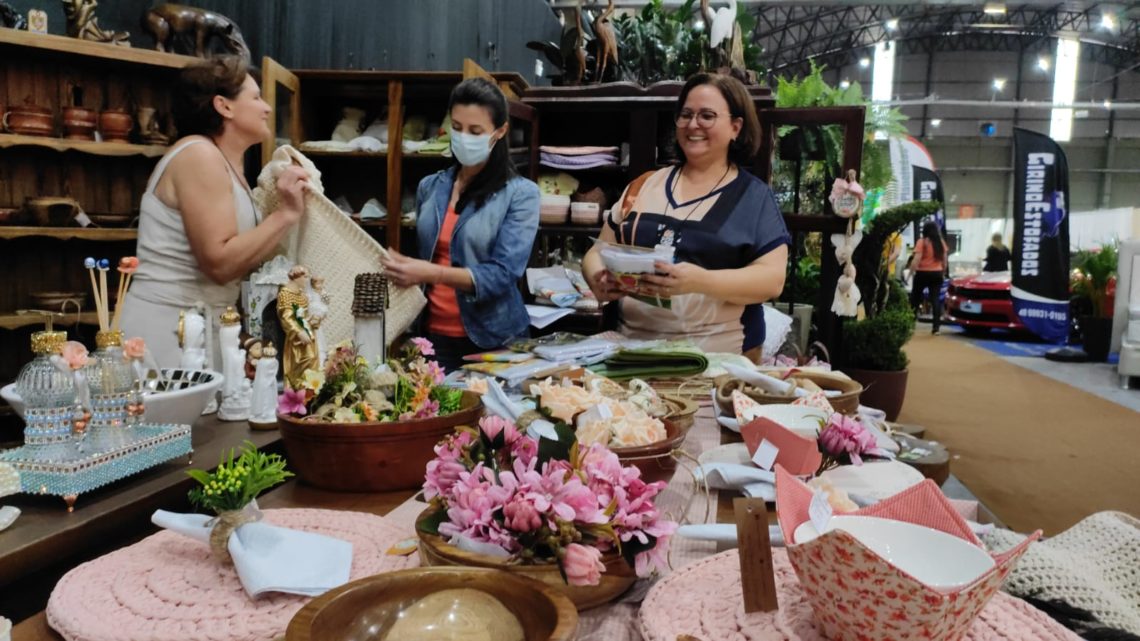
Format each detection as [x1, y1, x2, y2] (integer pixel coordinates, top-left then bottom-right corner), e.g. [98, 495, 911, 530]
[0, 424, 191, 506]
[639, 549, 1082, 641]
[47, 508, 420, 641]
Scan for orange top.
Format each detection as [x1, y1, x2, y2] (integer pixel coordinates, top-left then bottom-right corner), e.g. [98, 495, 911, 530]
[914, 238, 949, 272]
[427, 206, 466, 337]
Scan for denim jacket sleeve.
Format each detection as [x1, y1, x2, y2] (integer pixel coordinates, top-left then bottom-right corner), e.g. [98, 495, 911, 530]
[465, 179, 540, 304]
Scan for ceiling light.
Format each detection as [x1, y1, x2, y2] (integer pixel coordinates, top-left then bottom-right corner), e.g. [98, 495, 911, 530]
[859, 57, 871, 68]
[1104, 99, 1112, 109]
[885, 18, 899, 30]
[1101, 13, 1116, 30]
[930, 118, 942, 127]
[983, 3, 1006, 15]
[992, 78, 1006, 91]
[839, 80, 851, 89]
[1037, 56, 1050, 71]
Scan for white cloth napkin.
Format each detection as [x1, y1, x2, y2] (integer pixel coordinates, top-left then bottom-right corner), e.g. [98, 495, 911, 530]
[695, 463, 776, 500]
[151, 508, 353, 598]
[482, 378, 559, 441]
[677, 523, 785, 547]
[724, 363, 841, 398]
[533, 338, 617, 363]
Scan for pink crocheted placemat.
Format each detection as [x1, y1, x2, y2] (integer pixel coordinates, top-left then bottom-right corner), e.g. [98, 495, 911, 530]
[46, 508, 419, 641]
[639, 549, 1083, 641]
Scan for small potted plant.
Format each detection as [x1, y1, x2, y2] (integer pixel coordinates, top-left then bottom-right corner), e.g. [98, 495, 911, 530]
[1072, 242, 1119, 361]
[416, 415, 676, 611]
[841, 201, 941, 420]
[276, 338, 483, 492]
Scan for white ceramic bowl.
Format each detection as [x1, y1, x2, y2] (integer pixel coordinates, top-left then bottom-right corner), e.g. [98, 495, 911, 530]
[794, 515, 995, 591]
[2, 368, 223, 427]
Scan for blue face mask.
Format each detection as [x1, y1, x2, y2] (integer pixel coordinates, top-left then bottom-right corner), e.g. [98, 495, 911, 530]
[451, 130, 496, 167]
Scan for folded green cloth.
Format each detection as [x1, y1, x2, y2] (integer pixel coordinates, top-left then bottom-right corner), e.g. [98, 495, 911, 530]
[589, 348, 709, 381]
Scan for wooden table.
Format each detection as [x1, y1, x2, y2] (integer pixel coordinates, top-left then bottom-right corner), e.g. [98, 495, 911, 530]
[1, 417, 283, 623]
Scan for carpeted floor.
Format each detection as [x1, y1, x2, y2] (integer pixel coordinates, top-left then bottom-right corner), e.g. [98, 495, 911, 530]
[897, 331, 1140, 536]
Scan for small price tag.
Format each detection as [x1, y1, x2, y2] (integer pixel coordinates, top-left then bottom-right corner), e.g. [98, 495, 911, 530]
[74, 210, 92, 228]
[809, 489, 833, 535]
[751, 438, 779, 471]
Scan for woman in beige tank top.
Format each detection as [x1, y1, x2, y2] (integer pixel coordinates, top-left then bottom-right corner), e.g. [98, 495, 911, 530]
[121, 56, 309, 369]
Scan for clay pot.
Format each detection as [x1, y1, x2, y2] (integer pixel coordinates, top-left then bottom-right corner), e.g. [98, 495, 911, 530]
[609, 418, 686, 486]
[842, 367, 909, 422]
[62, 106, 97, 141]
[99, 109, 134, 143]
[24, 196, 80, 226]
[3, 103, 54, 137]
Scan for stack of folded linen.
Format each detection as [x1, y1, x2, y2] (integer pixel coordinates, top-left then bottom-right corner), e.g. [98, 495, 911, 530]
[539, 145, 620, 170]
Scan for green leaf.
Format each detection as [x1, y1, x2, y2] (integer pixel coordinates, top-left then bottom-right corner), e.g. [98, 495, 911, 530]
[416, 508, 448, 535]
[536, 421, 579, 466]
[186, 469, 211, 485]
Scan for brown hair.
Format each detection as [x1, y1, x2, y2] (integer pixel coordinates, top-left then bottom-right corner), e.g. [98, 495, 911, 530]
[173, 56, 258, 137]
[674, 72, 761, 166]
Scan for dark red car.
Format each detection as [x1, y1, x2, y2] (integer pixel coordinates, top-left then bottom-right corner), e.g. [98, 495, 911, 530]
[946, 271, 1026, 333]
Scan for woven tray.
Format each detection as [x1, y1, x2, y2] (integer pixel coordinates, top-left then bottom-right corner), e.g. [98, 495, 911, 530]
[46, 508, 419, 641]
[254, 146, 426, 346]
[714, 372, 862, 416]
[639, 549, 1082, 641]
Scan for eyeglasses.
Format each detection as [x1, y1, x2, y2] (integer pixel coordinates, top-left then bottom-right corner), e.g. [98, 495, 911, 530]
[675, 109, 721, 128]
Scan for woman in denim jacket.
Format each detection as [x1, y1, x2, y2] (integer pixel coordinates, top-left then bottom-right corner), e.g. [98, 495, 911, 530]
[382, 78, 540, 371]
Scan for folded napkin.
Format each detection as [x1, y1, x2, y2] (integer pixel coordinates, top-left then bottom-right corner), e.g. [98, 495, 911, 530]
[533, 338, 618, 364]
[723, 363, 841, 398]
[591, 348, 709, 380]
[677, 523, 785, 547]
[480, 378, 559, 441]
[695, 462, 776, 500]
[539, 145, 620, 155]
[151, 508, 352, 598]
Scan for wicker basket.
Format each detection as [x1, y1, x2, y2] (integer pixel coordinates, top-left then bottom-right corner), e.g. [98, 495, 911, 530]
[714, 372, 862, 416]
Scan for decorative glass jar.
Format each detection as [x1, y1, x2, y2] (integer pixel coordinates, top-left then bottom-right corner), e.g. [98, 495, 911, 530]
[84, 330, 136, 430]
[15, 326, 77, 451]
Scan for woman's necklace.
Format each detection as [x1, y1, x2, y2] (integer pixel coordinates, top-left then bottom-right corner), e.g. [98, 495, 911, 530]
[658, 163, 733, 248]
[212, 138, 261, 223]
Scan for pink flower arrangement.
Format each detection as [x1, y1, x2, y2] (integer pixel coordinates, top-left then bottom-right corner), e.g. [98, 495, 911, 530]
[410, 337, 435, 357]
[122, 337, 146, 360]
[817, 412, 887, 471]
[59, 341, 89, 370]
[420, 416, 676, 586]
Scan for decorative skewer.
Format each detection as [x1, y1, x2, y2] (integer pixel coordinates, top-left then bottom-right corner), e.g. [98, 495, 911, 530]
[83, 257, 100, 327]
[111, 256, 139, 332]
[96, 258, 110, 331]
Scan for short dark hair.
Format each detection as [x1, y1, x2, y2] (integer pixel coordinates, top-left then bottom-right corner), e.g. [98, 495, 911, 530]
[673, 72, 762, 166]
[173, 56, 259, 138]
[448, 77, 517, 213]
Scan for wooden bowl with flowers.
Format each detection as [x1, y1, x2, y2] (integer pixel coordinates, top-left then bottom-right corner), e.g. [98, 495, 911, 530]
[277, 339, 483, 492]
[416, 415, 677, 611]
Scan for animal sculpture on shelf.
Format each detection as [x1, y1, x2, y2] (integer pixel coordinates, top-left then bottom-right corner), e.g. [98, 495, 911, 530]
[142, 4, 249, 59]
[592, 0, 618, 83]
[700, 0, 752, 83]
[569, 0, 587, 85]
[526, 0, 594, 85]
[62, 0, 129, 46]
[0, 1, 27, 29]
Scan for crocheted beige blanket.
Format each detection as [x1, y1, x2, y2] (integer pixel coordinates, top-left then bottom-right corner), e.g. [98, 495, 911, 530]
[985, 510, 1140, 635]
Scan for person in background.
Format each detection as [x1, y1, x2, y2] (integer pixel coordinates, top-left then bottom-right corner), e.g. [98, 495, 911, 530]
[984, 232, 1011, 272]
[581, 72, 789, 359]
[380, 78, 540, 371]
[121, 55, 308, 368]
[909, 220, 950, 335]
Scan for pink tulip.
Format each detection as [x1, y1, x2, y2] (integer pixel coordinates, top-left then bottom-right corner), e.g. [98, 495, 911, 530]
[122, 337, 146, 360]
[503, 495, 543, 532]
[60, 341, 89, 370]
[563, 543, 605, 586]
[479, 415, 520, 445]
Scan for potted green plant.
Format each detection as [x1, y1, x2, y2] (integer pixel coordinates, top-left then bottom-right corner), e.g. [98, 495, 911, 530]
[841, 200, 941, 420]
[1072, 242, 1119, 361]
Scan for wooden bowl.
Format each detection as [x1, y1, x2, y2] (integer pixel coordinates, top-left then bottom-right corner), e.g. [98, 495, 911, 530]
[29, 291, 87, 311]
[609, 418, 686, 485]
[714, 371, 863, 416]
[660, 393, 698, 433]
[277, 391, 483, 492]
[24, 196, 80, 226]
[99, 109, 134, 142]
[417, 509, 636, 611]
[3, 103, 54, 137]
[286, 567, 577, 641]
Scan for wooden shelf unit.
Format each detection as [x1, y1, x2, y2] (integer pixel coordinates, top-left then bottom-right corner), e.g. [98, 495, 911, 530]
[262, 58, 532, 250]
[0, 29, 198, 69]
[0, 133, 168, 158]
[0, 311, 99, 331]
[0, 227, 137, 241]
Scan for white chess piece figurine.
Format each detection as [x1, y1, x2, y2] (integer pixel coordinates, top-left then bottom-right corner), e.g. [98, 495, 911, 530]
[307, 276, 330, 367]
[217, 307, 252, 421]
[249, 342, 280, 428]
[178, 304, 216, 414]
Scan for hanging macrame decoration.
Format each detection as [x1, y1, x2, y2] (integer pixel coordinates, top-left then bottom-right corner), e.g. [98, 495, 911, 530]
[829, 170, 864, 317]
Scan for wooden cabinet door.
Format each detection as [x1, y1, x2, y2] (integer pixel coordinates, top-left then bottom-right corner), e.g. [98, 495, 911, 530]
[261, 56, 302, 167]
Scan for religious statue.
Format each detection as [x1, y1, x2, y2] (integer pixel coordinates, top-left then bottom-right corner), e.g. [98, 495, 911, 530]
[244, 338, 263, 380]
[307, 275, 330, 367]
[277, 265, 320, 390]
[62, 0, 130, 46]
[178, 304, 208, 371]
[248, 342, 280, 428]
[217, 307, 251, 421]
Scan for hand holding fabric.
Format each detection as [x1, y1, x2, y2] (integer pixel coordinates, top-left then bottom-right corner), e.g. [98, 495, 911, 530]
[380, 250, 438, 288]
